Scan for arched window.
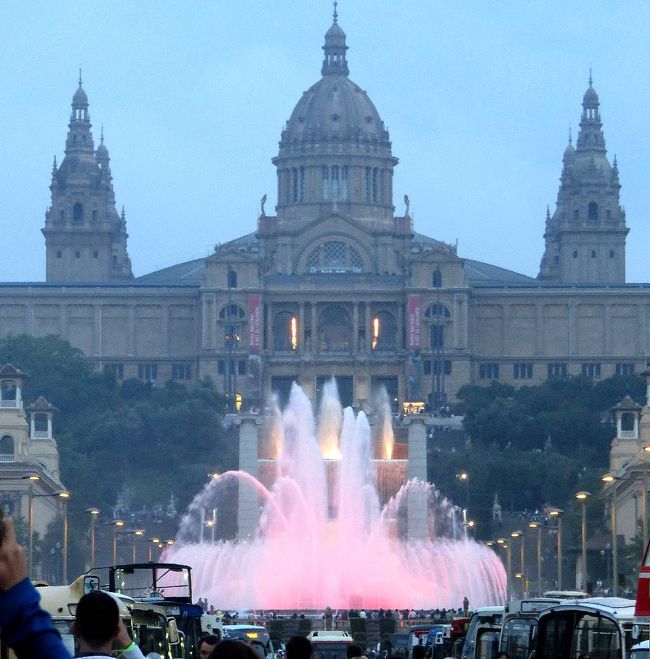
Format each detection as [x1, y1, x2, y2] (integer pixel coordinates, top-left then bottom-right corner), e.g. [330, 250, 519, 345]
[305, 242, 364, 273]
[0, 435, 14, 461]
[227, 270, 237, 288]
[319, 305, 351, 352]
[273, 312, 298, 351]
[73, 202, 84, 222]
[371, 311, 397, 351]
[365, 168, 371, 201]
[424, 304, 451, 318]
[432, 269, 442, 288]
[324, 241, 346, 269]
[372, 168, 379, 202]
[322, 166, 329, 200]
[291, 168, 298, 202]
[219, 304, 245, 320]
[588, 202, 599, 222]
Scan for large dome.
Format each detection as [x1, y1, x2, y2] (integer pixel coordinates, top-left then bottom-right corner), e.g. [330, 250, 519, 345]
[277, 17, 392, 158]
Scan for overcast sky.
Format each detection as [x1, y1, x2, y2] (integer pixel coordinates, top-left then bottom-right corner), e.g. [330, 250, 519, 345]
[2, 1, 650, 282]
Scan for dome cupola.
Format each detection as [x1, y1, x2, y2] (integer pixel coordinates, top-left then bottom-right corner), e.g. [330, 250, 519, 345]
[273, 6, 398, 226]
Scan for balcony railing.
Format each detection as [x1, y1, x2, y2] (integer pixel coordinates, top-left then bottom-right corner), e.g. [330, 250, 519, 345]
[31, 431, 50, 439]
[0, 455, 15, 462]
[0, 400, 18, 408]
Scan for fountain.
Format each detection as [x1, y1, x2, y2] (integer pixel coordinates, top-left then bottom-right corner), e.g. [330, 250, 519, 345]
[165, 383, 506, 609]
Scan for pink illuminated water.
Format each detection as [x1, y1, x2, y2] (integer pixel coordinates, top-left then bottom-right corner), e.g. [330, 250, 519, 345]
[165, 383, 506, 609]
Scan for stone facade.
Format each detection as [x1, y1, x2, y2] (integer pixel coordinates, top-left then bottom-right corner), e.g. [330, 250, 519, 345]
[1, 16, 649, 411]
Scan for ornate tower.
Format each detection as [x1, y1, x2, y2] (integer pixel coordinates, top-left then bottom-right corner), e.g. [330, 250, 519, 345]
[271, 8, 398, 226]
[538, 76, 628, 283]
[42, 76, 133, 282]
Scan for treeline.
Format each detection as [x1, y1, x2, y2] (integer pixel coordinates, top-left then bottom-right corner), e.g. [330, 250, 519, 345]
[0, 335, 237, 516]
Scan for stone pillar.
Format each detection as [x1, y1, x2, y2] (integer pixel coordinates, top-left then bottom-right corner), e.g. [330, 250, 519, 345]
[237, 415, 261, 540]
[406, 416, 428, 540]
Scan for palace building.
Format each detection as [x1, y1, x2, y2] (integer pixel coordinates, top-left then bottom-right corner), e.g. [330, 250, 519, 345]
[1, 13, 648, 411]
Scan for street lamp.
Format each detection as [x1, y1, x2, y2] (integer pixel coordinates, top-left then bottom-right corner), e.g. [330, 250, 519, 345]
[548, 508, 563, 590]
[149, 537, 160, 562]
[602, 472, 620, 596]
[86, 508, 100, 567]
[498, 539, 512, 600]
[57, 491, 71, 584]
[112, 520, 124, 564]
[457, 471, 469, 511]
[511, 530, 525, 587]
[576, 491, 592, 591]
[528, 522, 542, 595]
[131, 529, 145, 562]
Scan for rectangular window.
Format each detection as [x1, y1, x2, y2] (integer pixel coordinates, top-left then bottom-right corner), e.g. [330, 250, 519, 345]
[432, 360, 452, 375]
[217, 360, 225, 375]
[423, 360, 432, 375]
[138, 363, 158, 381]
[93, 250, 99, 258]
[479, 363, 499, 380]
[581, 363, 601, 379]
[56, 250, 62, 259]
[615, 363, 635, 376]
[547, 362, 567, 379]
[513, 363, 533, 380]
[171, 363, 192, 380]
[431, 325, 444, 349]
[238, 359, 247, 375]
[365, 167, 371, 201]
[105, 363, 124, 380]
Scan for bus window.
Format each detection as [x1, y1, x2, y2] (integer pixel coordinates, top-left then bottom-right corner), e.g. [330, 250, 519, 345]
[476, 630, 499, 659]
[572, 614, 620, 659]
[500, 618, 536, 659]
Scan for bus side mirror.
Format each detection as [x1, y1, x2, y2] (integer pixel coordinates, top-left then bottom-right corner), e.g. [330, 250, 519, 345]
[167, 617, 180, 645]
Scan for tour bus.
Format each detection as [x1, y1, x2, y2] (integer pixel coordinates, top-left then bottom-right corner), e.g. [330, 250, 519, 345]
[109, 563, 203, 658]
[531, 597, 648, 659]
[498, 597, 568, 659]
[33, 574, 181, 658]
[460, 606, 504, 659]
[306, 630, 354, 659]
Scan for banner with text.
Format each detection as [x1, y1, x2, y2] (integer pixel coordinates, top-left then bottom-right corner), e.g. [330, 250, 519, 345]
[248, 294, 262, 353]
[407, 294, 421, 350]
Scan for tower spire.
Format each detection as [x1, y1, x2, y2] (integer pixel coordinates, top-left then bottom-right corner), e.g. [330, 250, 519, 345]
[333, 1, 338, 23]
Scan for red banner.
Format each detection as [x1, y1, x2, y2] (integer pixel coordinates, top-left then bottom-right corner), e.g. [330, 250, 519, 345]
[408, 294, 421, 350]
[248, 294, 262, 353]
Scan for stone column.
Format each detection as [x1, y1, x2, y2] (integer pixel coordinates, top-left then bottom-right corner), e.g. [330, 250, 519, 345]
[352, 304, 359, 353]
[311, 304, 318, 355]
[237, 415, 261, 540]
[406, 415, 428, 540]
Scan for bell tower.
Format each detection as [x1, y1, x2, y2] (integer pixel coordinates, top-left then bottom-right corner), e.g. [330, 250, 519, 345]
[42, 75, 133, 282]
[538, 76, 628, 283]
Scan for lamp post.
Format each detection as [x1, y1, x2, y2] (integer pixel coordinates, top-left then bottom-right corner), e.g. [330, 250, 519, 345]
[497, 539, 512, 601]
[21, 473, 40, 577]
[112, 520, 124, 564]
[511, 531, 524, 593]
[528, 522, 542, 594]
[131, 529, 145, 562]
[602, 473, 620, 596]
[85, 508, 100, 567]
[149, 538, 160, 562]
[58, 491, 71, 584]
[548, 508, 563, 591]
[457, 471, 469, 512]
[576, 491, 591, 592]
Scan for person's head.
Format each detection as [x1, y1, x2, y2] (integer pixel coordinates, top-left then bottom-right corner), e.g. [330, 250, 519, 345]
[496, 653, 508, 659]
[72, 591, 120, 651]
[286, 635, 312, 659]
[347, 644, 364, 659]
[412, 645, 426, 659]
[209, 640, 258, 659]
[200, 635, 221, 658]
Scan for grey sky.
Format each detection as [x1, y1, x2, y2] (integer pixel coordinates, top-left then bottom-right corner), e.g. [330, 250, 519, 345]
[2, 1, 649, 281]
